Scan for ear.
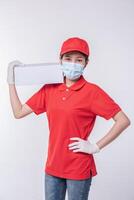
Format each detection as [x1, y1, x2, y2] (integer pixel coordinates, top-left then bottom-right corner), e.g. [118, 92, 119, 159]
[86, 59, 89, 65]
[84, 59, 89, 68]
[59, 57, 62, 64]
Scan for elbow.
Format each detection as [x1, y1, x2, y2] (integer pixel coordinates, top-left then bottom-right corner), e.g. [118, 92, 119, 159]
[113, 111, 131, 128]
[126, 117, 131, 127]
[121, 116, 131, 129]
[13, 112, 23, 119]
[14, 114, 21, 119]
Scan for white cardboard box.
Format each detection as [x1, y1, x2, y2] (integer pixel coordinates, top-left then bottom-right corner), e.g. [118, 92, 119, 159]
[14, 63, 64, 85]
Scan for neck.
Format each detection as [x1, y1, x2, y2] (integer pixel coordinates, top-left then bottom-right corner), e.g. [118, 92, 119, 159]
[64, 76, 80, 87]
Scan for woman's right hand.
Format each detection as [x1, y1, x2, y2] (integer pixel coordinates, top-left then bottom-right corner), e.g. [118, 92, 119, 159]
[7, 60, 24, 84]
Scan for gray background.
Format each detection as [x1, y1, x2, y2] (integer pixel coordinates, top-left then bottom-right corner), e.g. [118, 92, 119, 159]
[0, 0, 133, 199]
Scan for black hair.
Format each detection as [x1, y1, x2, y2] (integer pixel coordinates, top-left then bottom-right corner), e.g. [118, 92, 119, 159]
[60, 51, 89, 62]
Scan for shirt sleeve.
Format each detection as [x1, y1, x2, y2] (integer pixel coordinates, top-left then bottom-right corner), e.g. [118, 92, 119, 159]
[25, 85, 46, 115]
[90, 85, 122, 120]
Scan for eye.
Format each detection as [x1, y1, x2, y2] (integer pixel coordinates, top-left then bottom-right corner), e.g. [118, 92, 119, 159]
[77, 59, 83, 62]
[64, 57, 71, 61]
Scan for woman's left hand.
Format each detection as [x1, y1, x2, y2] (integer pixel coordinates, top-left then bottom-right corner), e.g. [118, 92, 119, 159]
[68, 137, 100, 154]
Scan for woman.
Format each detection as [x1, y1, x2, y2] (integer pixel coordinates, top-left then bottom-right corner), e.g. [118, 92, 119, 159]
[7, 37, 131, 200]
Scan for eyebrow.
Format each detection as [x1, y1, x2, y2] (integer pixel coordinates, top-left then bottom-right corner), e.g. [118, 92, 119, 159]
[64, 54, 84, 58]
[76, 56, 84, 58]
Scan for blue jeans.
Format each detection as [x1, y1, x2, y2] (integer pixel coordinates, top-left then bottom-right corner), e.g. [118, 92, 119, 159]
[44, 172, 92, 200]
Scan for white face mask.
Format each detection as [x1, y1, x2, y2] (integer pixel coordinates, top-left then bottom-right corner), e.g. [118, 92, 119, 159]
[60, 62, 84, 80]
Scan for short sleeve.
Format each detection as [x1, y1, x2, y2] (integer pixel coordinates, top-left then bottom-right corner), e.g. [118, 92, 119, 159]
[25, 85, 46, 115]
[90, 86, 122, 120]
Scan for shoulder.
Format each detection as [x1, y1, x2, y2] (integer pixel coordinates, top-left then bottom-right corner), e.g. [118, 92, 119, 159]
[85, 80, 104, 93]
[45, 83, 61, 89]
[84, 80, 112, 100]
[42, 83, 61, 92]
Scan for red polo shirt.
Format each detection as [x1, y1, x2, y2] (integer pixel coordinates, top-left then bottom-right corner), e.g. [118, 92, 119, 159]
[25, 75, 122, 180]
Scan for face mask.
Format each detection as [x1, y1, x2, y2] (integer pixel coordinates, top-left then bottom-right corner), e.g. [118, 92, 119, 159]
[60, 62, 84, 80]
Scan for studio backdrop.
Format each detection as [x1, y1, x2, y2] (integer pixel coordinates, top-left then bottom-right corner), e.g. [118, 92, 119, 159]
[0, 0, 133, 200]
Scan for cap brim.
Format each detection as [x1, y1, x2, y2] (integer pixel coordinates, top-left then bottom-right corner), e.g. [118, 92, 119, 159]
[60, 48, 89, 56]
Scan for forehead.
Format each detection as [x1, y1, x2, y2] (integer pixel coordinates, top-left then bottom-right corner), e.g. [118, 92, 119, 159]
[63, 51, 85, 58]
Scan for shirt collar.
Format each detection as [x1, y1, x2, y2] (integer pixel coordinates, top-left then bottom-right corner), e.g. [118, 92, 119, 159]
[58, 75, 87, 91]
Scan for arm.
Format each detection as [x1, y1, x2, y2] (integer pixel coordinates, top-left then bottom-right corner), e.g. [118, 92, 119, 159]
[68, 86, 131, 154]
[7, 60, 33, 119]
[96, 110, 131, 150]
[9, 84, 33, 119]
[68, 111, 131, 154]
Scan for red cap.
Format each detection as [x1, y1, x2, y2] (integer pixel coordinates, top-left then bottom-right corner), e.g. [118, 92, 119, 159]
[60, 37, 90, 57]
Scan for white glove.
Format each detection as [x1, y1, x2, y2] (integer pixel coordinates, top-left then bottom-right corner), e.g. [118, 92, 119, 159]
[7, 60, 24, 84]
[68, 137, 100, 154]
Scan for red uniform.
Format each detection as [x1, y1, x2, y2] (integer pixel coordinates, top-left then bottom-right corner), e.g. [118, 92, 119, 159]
[25, 75, 121, 180]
